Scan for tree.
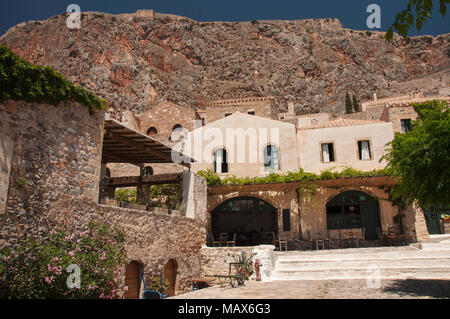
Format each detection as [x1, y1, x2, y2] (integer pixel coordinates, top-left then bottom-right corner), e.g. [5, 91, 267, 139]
[382, 100, 450, 208]
[345, 92, 353, 114]
[352, 95, 360, 113]
[386, 0, 449, 41]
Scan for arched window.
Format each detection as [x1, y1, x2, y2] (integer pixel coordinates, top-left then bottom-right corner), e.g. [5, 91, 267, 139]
[147, 127, 158, 135]
[214, 149, 228, 174]
[172, 124, 183, 132]
[263, 145, 279, 171]
[170, 124, 184, 142]
[142, 166, 154, 176]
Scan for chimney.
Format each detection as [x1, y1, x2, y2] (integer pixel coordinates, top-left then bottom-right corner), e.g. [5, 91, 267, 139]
[373, 93, 378, 101]
[287, 101, 295, 115]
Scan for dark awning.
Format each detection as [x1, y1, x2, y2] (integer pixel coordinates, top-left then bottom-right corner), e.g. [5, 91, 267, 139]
[102, 118, 194, 168]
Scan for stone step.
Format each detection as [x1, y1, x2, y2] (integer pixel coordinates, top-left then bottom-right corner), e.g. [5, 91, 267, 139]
[275, 258, 450, 271]
[274, 250, 450, 262]
[270, 267, 450, 281]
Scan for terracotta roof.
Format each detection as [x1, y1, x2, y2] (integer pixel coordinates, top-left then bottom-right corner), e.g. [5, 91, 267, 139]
[297, 118, 386, 130]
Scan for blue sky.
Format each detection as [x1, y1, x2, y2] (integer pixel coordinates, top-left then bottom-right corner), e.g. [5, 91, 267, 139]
[0, 0, 448, 36]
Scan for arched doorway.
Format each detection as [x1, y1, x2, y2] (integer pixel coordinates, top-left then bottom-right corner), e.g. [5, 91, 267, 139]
[211, 196, 278, 246]
[124, 261, 142, 299]
[163, 259, 177, 297]
[326, 190, 381, 240]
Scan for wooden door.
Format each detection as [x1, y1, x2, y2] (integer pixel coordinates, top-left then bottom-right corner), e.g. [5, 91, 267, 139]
[124, 261, 141, 299]
[163, 260, 177, 297]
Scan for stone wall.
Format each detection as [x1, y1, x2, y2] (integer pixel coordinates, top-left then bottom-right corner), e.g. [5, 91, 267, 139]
[387, 106, 418, 133]
[200, 245, 275, 282]
[203, 98, 278, 124]
[72, 202, 207, 294]
[402, 202, 431, 242]
[0, 100, 105, 246]
[0, 99, 208, 296]
[442, 221, 450, 234]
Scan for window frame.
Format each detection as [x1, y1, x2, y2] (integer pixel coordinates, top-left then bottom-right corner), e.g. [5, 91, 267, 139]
[400, 118, 412, 133]
[320, 141, 336, 163]
[263, 144, 280, 171]
[356, 139, 373, 161]
[213, 148, 229, 174]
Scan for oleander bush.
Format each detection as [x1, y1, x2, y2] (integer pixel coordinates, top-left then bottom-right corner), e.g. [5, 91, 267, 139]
[0, 222, 127, 299]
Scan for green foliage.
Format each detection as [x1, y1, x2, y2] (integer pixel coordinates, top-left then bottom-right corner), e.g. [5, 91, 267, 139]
[197, 168, 389, 187]
[0, 44, 107, 112]
[386, 0, 449, 41]
[232, 251, 255, 284]
[114, 187, 137, 204]
[150, 276, 169, 293]
[0, 222, 127, 299]
[16, 178, 26, 188]
[345, 92, 353, 114]
[382, 100, 450, 208]
[352, 95, 360, 113]
[149, 184, 181, 209]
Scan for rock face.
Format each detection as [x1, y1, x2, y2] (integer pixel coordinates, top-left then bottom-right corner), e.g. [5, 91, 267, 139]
[1, 11, 448, 115]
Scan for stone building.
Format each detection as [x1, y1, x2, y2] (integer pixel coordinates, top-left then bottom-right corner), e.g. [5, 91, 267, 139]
[0, 99, 208, 297]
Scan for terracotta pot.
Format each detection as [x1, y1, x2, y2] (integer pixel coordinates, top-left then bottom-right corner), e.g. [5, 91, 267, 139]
[442, 219, 450, 223]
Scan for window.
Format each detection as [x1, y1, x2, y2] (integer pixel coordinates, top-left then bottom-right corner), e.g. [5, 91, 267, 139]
[147, 127, 157, 135]
[142, 166, 153, 176]
[326, 191, 374, 229]
[282, 209, 291, 231]
[357, 140, 372, 160]
[214, 149, 228, 173]
[401, 119, 412, 133]
[248, 111, 255, 115]
[171, 124, 184, 141]
[224, 113, 232, 117]
[321, 143, 335, 163]
[264, 145, 279, 171]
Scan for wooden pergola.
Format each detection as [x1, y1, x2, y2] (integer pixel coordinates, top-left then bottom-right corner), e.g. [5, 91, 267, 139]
[102, 118, 194, 168]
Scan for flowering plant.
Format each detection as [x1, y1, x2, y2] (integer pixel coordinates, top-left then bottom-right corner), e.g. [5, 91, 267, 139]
[0, 222, 127, 299]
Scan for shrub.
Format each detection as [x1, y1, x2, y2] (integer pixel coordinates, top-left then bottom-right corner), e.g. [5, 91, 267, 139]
[0, 44, 107, 112]
[0, 222, 127, 299]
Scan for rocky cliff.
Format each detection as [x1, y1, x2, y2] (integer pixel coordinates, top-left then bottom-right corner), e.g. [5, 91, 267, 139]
[1, 10, 449, 115]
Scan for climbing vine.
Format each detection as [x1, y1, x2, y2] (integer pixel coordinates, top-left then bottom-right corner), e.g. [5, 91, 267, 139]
[0, 44, 108, 112]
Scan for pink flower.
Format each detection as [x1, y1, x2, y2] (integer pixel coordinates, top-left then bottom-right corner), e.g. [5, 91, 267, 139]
[53, 257, 59, 262]
[68, 251, 75, 257]
[45, 276, 54, 285]
[123, 286, 129, 291]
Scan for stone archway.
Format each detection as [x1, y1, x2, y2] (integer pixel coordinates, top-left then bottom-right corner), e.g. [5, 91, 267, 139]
[211, 196, 278, 246]
[326, 190, 381, 240]
[163, 259, 177, 297]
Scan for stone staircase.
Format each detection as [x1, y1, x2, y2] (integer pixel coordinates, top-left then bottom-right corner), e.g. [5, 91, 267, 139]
[270, 238, 450, 281]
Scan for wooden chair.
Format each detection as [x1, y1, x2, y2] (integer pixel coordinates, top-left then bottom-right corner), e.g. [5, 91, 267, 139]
[376, 227, 386, 246]
[212, 234, 222, 247]
[278, 235, 288, 251]
[226, 233, 237, 247]
[219, 233, 229, 246]
[265, 232, 275, 245]
[327, 230, 341, 249]
[342, 230, 357, 248]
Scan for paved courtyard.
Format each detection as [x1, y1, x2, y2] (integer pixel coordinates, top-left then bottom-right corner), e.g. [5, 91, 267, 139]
[171, 278, 450, 299]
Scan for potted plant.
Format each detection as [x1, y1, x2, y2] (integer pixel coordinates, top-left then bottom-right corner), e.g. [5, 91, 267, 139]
[232, 252, 255, 285]
[441, 214, 450, 223]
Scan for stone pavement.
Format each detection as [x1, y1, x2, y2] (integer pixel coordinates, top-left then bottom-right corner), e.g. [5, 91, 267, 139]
[171, 278, 450, 299]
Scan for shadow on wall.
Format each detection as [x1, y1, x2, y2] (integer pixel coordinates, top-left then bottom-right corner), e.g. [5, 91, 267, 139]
[382, 279, 450, 298]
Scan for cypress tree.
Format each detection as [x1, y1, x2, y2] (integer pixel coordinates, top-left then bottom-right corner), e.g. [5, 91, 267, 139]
[353, 95, 360, 113]
[345, 92, 353, 114]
